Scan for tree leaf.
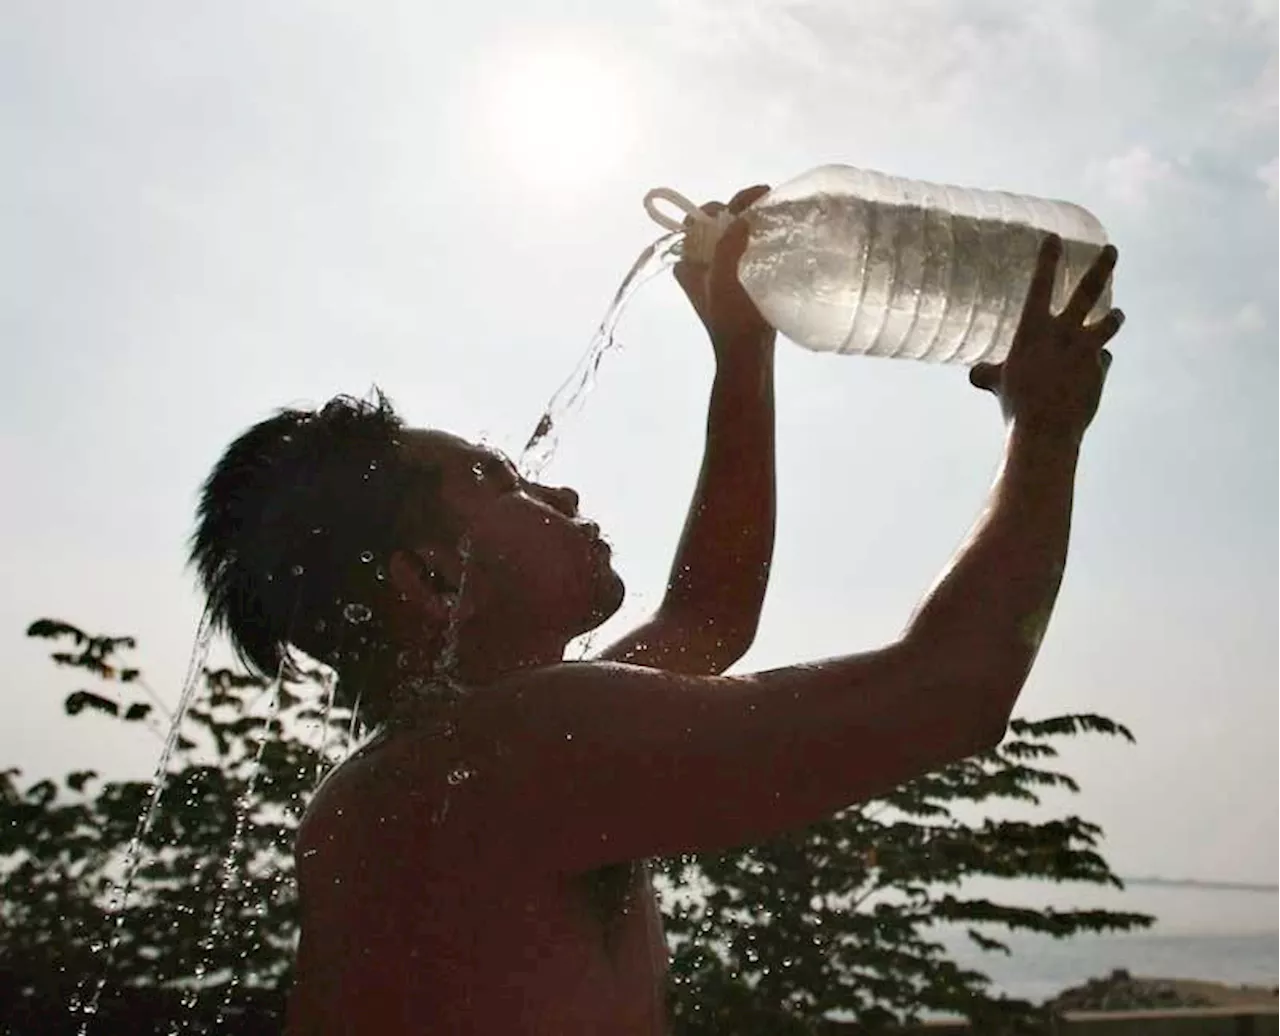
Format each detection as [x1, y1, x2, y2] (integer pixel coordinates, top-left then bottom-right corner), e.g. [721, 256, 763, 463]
[27, 618, 88, 641]
[66, 770, 99, 792]
[64, 691, 120, 717]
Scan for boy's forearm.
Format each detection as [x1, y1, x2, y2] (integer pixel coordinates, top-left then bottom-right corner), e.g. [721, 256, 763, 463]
[903, 421, 1081, 713]
[663, 335, 777, 642]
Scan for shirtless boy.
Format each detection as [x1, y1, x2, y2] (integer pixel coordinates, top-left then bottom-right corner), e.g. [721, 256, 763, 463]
[191, 187, 1123, 1034]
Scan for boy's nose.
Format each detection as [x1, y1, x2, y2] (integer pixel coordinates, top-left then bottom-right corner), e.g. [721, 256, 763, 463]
[544, 485, 579, 516]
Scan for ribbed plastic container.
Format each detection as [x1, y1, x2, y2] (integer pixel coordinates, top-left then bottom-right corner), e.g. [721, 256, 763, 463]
[733, 165, 1111, 364]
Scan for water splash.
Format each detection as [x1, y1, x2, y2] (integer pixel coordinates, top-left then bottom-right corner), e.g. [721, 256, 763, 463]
[432, 535, 472, 696]
[207, 660, 288, 1029]
[342, 602, 373, 624]
[569, 627, 602, 661]
[518, 232, 682, 479]
[313, 666, 340, 787]
[446, 764, 476, 786]
[73, 608, 218, 1035]
[344, 688, 365, 758]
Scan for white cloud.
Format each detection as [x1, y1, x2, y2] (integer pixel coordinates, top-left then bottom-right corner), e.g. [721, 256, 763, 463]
[1231, 301, 1267, 334]
[1172, 300, 1271, 341]
[1085, 145, 1181, 210]
[655, 0, 1109, 132]
[1218, 53, 1279, 141]
[1257, 156, 1279, 202]
[1218, 1, 1280, 128]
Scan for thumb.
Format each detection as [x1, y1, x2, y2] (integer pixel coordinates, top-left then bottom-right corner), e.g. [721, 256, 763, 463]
[969, 362, 1002, 393]
[709, 218, 751, 303]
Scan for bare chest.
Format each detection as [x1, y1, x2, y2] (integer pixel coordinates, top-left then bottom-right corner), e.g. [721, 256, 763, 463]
[295, 780, 669, 1034]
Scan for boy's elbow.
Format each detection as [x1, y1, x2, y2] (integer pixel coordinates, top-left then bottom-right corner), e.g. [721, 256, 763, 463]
[668, 600, 760, 675]
[963, 665, 1025, 755]
[971, 709, 1012, 754]
[897, 633, 1025, 755]
[712, 617, 761, 673]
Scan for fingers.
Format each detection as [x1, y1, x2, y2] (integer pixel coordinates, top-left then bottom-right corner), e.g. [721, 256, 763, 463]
[728, 184, 771, 213]
[709, 218, 751, 300]
[970, 362, 1002, 393]
[683, 200, 725, 237]
[1085, 307, 1126, 346]
[1026, 234, 1063, 314]
[684, 185, 770, 231]
[1063, 244, 1118, 327]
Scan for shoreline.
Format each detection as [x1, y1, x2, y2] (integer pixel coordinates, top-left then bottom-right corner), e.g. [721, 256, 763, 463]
[1043, 970, 1279, 1013]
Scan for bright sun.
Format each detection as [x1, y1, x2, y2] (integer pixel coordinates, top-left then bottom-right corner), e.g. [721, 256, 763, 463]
[472, 38, 635, 190]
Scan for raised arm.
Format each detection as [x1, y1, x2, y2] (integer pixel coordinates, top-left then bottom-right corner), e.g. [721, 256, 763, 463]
[904, 235, 1121, 692]
[598, 187, 777, 674]
[470, 235, 1123, 873]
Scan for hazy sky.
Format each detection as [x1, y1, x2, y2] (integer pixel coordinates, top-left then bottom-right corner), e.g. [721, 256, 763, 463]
[4, 1, 1276, 933]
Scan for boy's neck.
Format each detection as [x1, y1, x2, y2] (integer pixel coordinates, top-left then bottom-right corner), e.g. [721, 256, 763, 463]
[379, 620, 571, 702]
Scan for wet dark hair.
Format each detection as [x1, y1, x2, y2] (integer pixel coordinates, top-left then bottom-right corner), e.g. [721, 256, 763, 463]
[196, 392, 641, 933]
[190, 392, 447, 717]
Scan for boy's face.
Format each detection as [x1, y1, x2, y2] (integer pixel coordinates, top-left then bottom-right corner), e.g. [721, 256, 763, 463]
[401, 429, 625, 637]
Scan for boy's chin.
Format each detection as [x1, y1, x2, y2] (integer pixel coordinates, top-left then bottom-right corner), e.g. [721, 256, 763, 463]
[584, 573, 626, 629]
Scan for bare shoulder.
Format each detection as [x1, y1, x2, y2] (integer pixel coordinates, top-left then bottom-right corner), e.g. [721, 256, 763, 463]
[295, 723, 461, 864]
[438, 650, 1002, 871]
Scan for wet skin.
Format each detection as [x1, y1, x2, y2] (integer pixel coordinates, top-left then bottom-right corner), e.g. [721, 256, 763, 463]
[284, 206, 1123, 1034]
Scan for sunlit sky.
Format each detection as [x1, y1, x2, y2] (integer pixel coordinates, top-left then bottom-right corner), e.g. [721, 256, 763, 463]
[4, 2, 1276, 934]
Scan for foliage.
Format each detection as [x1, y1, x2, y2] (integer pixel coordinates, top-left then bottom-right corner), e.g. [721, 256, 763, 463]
[1, 620, 1151, 1034]
[2, 619, 350, 1031]
[659, 714, 1153, 1033]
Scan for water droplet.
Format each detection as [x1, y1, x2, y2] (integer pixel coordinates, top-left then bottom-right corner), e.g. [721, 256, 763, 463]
[447, 765, 475, 785]
[343, 602, 372, 624]
[359, 550, 374, 563]
[564, 732, 574, 741]
[368, 460, 379, 471]
[291, 564, 305, 576]
[315, 619, 327, 633]
[311, 526, 324, 535]
[471, 461, 486, 481]
[375, 566, 386, 582]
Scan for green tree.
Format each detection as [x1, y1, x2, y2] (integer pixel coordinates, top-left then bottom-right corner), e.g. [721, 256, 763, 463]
[1, 620, 1152, 1034]
[658, 711, 1152, 1033]
[2, 619, 346, 1033]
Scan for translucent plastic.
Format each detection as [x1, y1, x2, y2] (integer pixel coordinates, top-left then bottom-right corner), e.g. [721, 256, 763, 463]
[737, 165, 1112, 365]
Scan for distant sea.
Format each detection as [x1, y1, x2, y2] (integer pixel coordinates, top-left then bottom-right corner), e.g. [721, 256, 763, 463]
[934, 929, 1278, 1005]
